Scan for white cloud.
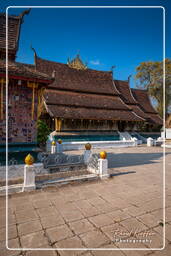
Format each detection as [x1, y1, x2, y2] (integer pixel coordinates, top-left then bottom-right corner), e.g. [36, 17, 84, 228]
[90, 60, 101, 65]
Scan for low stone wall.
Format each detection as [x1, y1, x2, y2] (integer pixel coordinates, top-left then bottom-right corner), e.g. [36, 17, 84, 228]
[46, 140, 135, 152]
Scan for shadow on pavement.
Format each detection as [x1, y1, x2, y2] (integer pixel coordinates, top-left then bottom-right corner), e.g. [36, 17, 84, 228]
[107, 152, 171, 168]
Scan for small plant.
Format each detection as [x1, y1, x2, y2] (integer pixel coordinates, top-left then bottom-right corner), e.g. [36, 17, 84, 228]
[37, 120, 50, 146]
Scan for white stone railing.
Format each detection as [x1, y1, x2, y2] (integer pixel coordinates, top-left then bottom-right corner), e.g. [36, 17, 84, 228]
[46, 140, 136, 152]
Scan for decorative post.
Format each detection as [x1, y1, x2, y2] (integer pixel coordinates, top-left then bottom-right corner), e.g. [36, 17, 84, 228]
[22, 154, 35, 192]
[147, 137, 154, 147]
[84, 143, 92, 164]
[98, 151, 109, 179]
[57, 139, 63, 153]
[51, 141, 56, 154]
[132, 137, 138, 146]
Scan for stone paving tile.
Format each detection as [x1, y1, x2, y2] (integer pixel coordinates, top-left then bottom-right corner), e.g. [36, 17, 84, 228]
[0, 224, 17, 241]
[94, 203, 117, 214]
[15, 209, 38, 224]
[18, 219, 43, 236]
[36, 206, 59, 218]
[107, 210, 131, 223]
[137, 213, 161, 229]
[123, 248, 152, 256]
[151, 242, 171, 255]
[20, 230, 49, 248]
[33, 199, 53, 209]
[88, 213, 114, 228]
[87, 197, 107, 207]
[101, 223, 130, 242]
[26, 249, 58, 256]
[74, 199, 94, 210]
[123, 206, 148, 218]
[91, 243, 125, 256]
[0, 213, 17, 228]
[68, 219, 95, 235]
[120, 217, 148, 233]
[79, 206, 102, 218]
[9, 202, 34, 212]
[145, 231, 163, 249]
[79, 230, 110, 248]
[60, 209, 85, 223]
[46, 224, 73, 244]
[54, 236, 85, 255]
[154, 223, 171, 243]
[41, 214, 65, 229]
[7, 237, 21, 248]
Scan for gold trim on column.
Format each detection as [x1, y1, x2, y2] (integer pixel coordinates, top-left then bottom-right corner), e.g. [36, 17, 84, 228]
[27, 81, 38, 120]
[55, 118, 62, 132]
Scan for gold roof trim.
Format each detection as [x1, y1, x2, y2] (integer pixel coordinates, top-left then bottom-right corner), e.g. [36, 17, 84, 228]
[67, 54, 87, 70]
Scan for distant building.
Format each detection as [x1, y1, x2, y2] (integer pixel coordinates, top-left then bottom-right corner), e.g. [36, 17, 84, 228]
[0, 10, 162, 144]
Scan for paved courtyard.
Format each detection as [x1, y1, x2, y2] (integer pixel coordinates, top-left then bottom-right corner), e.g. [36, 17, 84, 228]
[0, 146, 171, 256]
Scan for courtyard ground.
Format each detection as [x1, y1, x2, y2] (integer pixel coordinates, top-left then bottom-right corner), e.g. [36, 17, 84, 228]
[0, 146, 171, 256]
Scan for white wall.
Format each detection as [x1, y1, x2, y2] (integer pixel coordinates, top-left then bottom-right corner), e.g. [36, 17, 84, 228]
[46, 140, 135, 152]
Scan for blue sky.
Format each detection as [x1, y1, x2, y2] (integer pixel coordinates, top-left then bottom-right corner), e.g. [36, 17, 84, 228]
[1, 0, 171, 87]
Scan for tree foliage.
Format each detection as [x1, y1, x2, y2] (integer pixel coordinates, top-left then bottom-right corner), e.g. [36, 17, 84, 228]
[135, 58, 171, 117]
[37, 120, 50, 145]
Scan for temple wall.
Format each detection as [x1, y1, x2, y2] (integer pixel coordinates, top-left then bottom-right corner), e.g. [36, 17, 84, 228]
[0, 80, 38, 144]
[60, 119, 119, 131]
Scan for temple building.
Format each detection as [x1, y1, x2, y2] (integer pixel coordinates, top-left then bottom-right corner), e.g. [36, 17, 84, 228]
[0, 10, 162, 144]
[35, 54, 162, 133]
[0, 11, 52, 143]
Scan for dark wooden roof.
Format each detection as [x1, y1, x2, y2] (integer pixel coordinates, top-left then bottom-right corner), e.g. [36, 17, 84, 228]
[115, 80, 138, 105]
[131, 89, 163, 125]
[36, 56, 143, 121]
[131, 89, 158, 114]
[46, 104, 143, 121]
[0, 10, 30, 58]
[0, 60, 53, 83]
[115, 80, 162, 125]
[45, 90, 129, 111]
[35, 56, 119, 95]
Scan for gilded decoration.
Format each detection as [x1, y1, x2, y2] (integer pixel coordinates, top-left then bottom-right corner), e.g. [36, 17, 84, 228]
[67, 54, 87, 70]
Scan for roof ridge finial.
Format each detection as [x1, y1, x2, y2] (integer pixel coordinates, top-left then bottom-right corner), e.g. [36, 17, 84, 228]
[30, 45, 37, 66]
[111, 65, 116, 77]
[128, 74, 132, 84]
[19, 8, 31, 22]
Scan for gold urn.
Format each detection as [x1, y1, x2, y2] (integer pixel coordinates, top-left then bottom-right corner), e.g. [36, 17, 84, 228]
[25, 154, 34, 165]
[58, 139, 62, 144]
[100, 151, 107, 159]
[51, 140, 56, 146]
[85, 143, 91, 150]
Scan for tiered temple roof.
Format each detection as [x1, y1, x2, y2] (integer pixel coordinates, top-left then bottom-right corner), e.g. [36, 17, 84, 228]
[35, 56, 144, 122]
[0, 60, 53, 83]
[131, 89, 163, 125]
[115, 79, 162, 125]
[0, 10, 30, 60]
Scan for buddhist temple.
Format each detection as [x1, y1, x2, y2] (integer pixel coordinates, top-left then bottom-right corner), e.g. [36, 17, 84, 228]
[0, 10, 53, 143]
[0, 9, 163, 145]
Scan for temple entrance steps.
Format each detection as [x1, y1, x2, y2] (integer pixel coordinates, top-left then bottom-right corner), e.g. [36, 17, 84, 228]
[118, 131, 132, 141]
[131, 132, 147, 143]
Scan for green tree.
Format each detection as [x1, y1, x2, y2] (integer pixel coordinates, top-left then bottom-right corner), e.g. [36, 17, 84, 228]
[37, 120, 50, 146]
[135, 58, 171, 117]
